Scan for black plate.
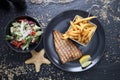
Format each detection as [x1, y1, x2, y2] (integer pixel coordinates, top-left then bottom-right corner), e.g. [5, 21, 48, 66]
[43, 10, 105, 72]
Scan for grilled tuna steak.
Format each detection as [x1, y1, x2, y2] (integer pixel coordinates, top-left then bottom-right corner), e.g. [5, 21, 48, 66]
[53, 30, 82, 64]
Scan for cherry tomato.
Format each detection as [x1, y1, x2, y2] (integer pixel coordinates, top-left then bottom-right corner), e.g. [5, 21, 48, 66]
[11, 40, 25, 48]
[30, 30, 36, 36]
[11, 40, 19, 47]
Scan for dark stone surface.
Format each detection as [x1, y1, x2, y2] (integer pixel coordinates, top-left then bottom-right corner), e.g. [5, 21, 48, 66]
[0, 0, 120, 80]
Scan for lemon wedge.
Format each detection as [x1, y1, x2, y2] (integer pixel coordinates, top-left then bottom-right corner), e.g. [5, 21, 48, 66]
[81, 61, 92, 68]
[79, 54, 92, 68]
[79, 55, 91, 64]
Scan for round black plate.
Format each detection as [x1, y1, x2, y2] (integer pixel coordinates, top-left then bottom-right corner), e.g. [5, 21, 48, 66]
[43, 10, 105, 72]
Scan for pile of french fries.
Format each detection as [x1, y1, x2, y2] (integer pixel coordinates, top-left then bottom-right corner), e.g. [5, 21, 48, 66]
[62, 15, 97, 45]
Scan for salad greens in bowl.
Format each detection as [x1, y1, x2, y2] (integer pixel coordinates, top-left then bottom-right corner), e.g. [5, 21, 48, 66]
[5, 16, 43, 53]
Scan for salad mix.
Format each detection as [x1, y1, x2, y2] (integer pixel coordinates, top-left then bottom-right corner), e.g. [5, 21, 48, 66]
[6, 19, 42, 50]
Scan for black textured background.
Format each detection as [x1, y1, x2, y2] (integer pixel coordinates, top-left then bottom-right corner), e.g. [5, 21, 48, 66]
[0, 0, 120, 80]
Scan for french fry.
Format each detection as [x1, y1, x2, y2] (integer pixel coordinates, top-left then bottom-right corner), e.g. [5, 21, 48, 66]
[78, 34, 82, 42]
[69, 33, 79, 37]
[62, 15, 97, 45]
[62, 34, 69, 39]
[70, 21, 75, 27]
[69, 36, 78, 40]
[74, 16, 97, 24]
[71, 30, 80, 34]
[75, 25, 81, 30]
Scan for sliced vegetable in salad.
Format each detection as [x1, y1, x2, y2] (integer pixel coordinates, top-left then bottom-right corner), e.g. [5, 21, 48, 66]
[6, 19, 42, 50]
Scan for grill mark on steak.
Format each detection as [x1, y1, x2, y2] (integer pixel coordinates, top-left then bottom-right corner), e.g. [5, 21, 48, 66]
[53, 30, 82, 64]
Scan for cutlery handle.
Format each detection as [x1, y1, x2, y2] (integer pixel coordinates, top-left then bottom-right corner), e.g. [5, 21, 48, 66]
[87, 5, 100, 17]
